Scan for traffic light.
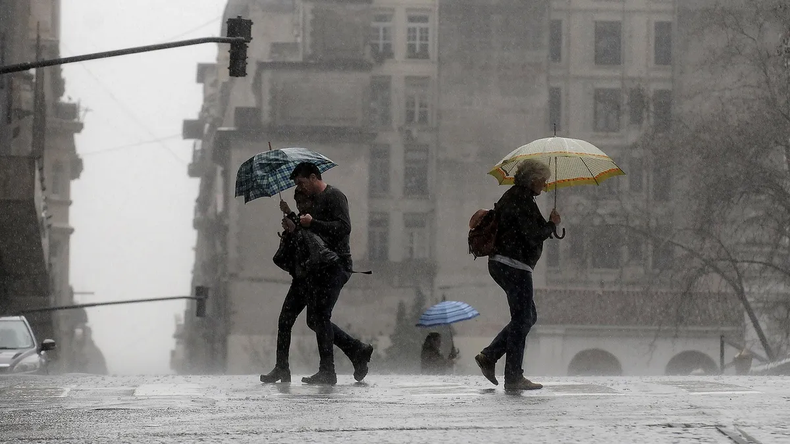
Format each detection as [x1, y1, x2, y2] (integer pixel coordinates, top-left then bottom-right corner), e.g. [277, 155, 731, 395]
[195, 286, 210, 318]
[226, 16, 253, 77]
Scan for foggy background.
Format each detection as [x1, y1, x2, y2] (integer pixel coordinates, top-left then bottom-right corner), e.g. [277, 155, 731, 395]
[61, 1, 225, 374]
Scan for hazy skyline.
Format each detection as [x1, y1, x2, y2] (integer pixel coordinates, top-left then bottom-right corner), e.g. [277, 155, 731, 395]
[61, 1, 227, 374]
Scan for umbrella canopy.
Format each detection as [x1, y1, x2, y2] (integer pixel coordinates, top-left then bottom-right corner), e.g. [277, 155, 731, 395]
[488, 137, 625, 191]
[235, 147, 338, 203]
[416, 301, 480, 327]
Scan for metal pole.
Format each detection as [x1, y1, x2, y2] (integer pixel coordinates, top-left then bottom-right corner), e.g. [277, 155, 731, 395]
[720, 335, 725, 374]
[17, 295, 205, 314]
[0, 37, 247, 75]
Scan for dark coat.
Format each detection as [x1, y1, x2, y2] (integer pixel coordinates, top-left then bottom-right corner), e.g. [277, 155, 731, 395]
[421, 346, 453, 375]
[273, 212, 339, 278]
[492, 185, 556, 268]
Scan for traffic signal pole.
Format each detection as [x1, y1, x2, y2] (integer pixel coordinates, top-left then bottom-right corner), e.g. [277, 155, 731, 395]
[14, 287, 211, 318]
[0, 17, 253, 76]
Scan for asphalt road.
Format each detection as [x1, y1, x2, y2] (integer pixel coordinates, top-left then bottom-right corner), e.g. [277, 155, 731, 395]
[1, 374, 789, 443]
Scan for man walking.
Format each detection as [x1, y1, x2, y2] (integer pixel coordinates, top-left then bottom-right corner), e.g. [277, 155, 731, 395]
[289, 162, 373, 385]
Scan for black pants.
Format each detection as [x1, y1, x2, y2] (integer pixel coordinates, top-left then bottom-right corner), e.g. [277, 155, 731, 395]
[481, 260, 537, 383]
[305, 263, 363, 373]
[274, 274, 361, 370]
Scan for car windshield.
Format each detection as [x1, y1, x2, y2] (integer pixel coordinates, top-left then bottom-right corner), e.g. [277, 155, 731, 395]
[0, 320, 35, 349]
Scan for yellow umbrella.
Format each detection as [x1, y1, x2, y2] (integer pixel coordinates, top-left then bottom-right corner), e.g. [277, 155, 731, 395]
[489, 137, 625, 238]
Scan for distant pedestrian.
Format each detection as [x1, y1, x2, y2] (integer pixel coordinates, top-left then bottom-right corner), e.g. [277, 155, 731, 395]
[289, 162, 373, 385]
[474, 159, 560, 391]
[420, 332, 458, 375]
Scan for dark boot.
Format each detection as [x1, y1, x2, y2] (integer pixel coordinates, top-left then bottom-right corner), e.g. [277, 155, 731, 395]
[475, 353, 498, 386]
[504, 377, 543, 391]
[301, 371, 337, 385]
[260, 367, 291, 383]
[352, 343, 374, 382]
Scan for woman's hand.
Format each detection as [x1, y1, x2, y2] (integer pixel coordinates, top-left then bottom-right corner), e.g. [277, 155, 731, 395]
[549, 209, 561, 225]
[282, 216, 296, 233]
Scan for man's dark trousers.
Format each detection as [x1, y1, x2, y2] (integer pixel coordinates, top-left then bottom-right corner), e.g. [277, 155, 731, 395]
[306, 263, 364, 373]
[481, 260, 537, 383]
[274, 276, 358, 370]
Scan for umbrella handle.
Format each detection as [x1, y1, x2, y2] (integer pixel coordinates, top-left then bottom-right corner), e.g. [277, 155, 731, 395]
[552, 226, 566, 240]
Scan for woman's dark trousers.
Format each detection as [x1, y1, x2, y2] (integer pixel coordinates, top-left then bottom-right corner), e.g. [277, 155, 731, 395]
[481, 260, 537, 383]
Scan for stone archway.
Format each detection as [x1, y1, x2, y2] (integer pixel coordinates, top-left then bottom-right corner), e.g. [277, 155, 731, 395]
[665, 351, 718, 375]
[567, 349, 623, 376]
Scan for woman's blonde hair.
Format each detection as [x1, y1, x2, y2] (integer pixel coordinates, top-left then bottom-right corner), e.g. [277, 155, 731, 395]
[514, 159, 551, 187]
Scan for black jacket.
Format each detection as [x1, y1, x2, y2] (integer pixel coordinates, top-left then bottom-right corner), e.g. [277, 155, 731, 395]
[492, 185, 556, 268]
[308, 185, 352, 269]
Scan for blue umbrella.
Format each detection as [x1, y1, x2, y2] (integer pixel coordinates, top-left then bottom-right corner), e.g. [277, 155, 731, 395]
[416, 301, 480, 327]
[235, 147, 338, 203]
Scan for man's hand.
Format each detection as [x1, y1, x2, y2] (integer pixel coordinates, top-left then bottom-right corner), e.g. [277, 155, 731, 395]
[282, 217, 296, 233]
[449, 347, 459, 359]
[279, 200, 291, 214]
[299, 214, 313, 227]
[549, 209, 561, 225]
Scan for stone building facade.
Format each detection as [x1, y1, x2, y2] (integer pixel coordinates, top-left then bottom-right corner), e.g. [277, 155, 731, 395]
[173, 0, 743, 377]
[0, 0, 103, 373]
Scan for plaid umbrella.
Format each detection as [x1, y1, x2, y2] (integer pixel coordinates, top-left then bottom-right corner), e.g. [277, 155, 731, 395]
[416, 301, 480, 327]
[234, 147, 338, 203]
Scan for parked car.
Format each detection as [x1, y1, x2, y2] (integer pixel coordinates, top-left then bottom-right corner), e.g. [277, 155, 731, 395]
[0, 316, 56, 375]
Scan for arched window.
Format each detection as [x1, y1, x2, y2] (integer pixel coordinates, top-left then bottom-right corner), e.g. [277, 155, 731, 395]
[665, 351, 718, 375]
[568, 349, 623, 376]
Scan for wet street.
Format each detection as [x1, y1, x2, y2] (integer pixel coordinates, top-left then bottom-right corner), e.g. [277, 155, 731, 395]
[1, 374, 789, 443]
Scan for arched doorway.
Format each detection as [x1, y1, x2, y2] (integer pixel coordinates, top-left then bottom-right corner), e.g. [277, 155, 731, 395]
[665, 351, 718, 375]
[567, 349, 623, 376]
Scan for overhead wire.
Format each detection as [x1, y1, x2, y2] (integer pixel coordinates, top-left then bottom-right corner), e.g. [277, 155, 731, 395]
[60, 12, 225, 164]
[80, 134, 183, 156]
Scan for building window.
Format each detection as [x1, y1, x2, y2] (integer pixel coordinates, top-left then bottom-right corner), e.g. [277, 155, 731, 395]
[368, 212, 389, 261]
[599, 176, 619, 198]
[594, 89, 620, 132]
[404, 144, 429, 197]
[654, 21, 672, 66]
[653, 89, 672, 132]
[370, 76, 391, 127]
[569, 224, 586, 268]
[403, 213, 429, 260]
[651, 225, 673, 270]
[652, 165, 670, 201]
[627, 232, 644, 264]
[549, 87, 562, 132]
[591, 225, 621, 269]
[549, 19, 562, 63]
[628, 88, 645, 125]
[629, 156, 643, 193]
[406, 14, 430, 59]
[370, 13, 394, 59]
[546, 240, 560, 268]
[369, 145, 390, 196]
[405, 77, 430, 125]
[594, 21, 621, 66]
[51, 160, 64, 196]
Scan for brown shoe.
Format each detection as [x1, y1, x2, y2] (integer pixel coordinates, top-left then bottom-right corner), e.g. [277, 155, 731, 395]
[475, 353, 498, 386]
[504, 377, 543, 391]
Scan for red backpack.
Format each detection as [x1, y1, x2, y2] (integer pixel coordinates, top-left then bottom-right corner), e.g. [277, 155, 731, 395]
[468, 207, 498, 259]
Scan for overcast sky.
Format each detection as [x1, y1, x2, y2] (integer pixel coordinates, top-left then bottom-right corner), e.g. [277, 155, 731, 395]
[61, 1, 226, 374]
